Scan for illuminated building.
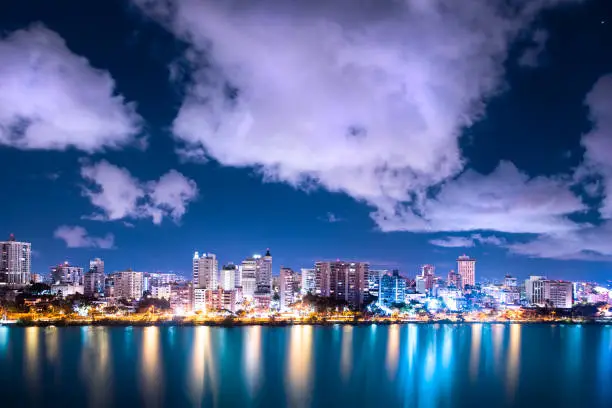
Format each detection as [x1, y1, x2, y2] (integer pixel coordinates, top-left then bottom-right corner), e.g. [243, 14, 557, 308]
[525, 276, 546, 306]
[83, 269, 105, 297]
[378, 270, 406, 305]
[368, 269, 387, 297]
[253, 292, 271, 310]
[193, 252, 218, 290]
[0, 234, 31, 285]
[220, 264, 237, 291]
[314, 261, 369, 308]
[504, 275, 517, 288]
[169, 282, 193, 313]
[204, 288, 238, 313]
[447, 270, 462, 289]
[280, 267, 298, 311]
[50, 261, 84, 285]
[421, 264, 435, 291]
[438, 287, 464, 311]
[301, 268, 316, 295]
[241, 258, 258, 299]
[30, 273, 43, 283]
[416, 276, 426, 294]
[544, 280, 573, 309]
[256, 249, 273, 294]
[457, 255, 476, 288]
[112, 270, 144, 300]
[89, 258, 104, 275]
[193, 288, 206, 312]
[151, 284, 171, 300]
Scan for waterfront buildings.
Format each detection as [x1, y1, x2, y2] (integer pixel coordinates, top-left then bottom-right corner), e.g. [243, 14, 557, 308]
[193, 252, 218, 290]
[241, 257, 257, 299]
[220, 264, 237, 291]
[314, 261, 368, 308]
[457, 255, 476, 288]
[447, 270, 462, 289]
[256, 250, 273, 294]
[112, 270, 144, 300]
[169, 282, 193, 313]
[525, 276, 546, 305]
[0, 234, 31, 285]
[368, 269, 386, 297]
[83, 269, 105, 297]
[301, 268, 316, 295]
[51, 261, 84, 285]
[379, 270, 406, 306]
[280, 267, 298, 310]
[544, 280, 573, 309]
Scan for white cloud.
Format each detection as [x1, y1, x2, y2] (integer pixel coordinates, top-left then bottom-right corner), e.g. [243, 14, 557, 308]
[0, 25, 142, 151]
[374, 161, 586, 234]
[133, 0, 581, 217]
[54, 225, 115, 249]
[80, 160, 198, 224]
[430, 233, 506, 248]
[321, 212, 343, 223]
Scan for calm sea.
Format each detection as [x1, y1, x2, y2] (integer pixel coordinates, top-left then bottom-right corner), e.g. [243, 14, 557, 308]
[0, 324, 610, 407]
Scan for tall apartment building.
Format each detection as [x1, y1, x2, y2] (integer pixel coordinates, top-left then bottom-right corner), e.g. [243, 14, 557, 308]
[0, 234, 31, 285]
[421, 264, 435, 291]
[301, 268, 316, 295]
[525, 276, 546, 305]
[193, 252, 218, 289]
[368, 269, 386, 297]
[112, 270, 144, 300]
[379, 270, 406, 305]
[447, 270, 462, 289]
[83, 269, 105, 297]
[220, 264, 237, 291]
[51, 261, 84, 285]
[544, 280, 573, 309]
[280, 267, 298, 311]
[241, 257, 257, 299]
[256, 249, 273, 294]
[457, 255, 476, 288]
[314, 261, 368, 308]
[89, 258, 104, 275]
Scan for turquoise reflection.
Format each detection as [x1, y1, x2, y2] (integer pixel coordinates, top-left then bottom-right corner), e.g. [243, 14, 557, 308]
[244, 325, 262, 397]
[340, 326, 353, 381]
[45, 326, 59, 364]
[386, 324, 400, 379]
[80, 327, 112, 408]
[470, 324, 482, 381]
[505, 324, 521, 401]
[0, 326, 8, 355]
[286, 325, 313, 407]
[141, 326, 164, 408]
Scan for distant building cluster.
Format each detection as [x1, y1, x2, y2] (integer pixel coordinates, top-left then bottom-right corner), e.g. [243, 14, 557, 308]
[1, 235, 611, 320]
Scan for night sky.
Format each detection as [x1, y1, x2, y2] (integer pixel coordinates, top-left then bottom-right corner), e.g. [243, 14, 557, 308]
[1, 0, 612, 281]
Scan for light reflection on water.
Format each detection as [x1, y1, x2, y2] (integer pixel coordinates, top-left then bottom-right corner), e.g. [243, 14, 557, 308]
[1, 324, 611, 408]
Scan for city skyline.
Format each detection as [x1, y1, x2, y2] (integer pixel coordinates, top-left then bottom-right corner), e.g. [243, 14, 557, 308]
[2, 1, 612, 282]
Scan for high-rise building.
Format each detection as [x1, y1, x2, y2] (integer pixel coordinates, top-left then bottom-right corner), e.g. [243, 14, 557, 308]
[51, 261, 84, 285]
[447, 270, 462, 289]
[301, 268, 316, 295]
[0, 234, 31, 285]
[457, 255, 476, 288]
[544, 280, 573, 309]
[193, 252, 218, 289]
[314, 261, 368, 308]
[112, 270, 144, 300]
[256, 249, 273, 294]
[525, 276, 546, 305]
[368, 269, 387, 297]
[220, 264, 237, 291]
[421, 264, 435, 291]
[83, 269, 105, 297]
[89, 258, 104, 275]
[415, 276, 427, 294]
[241, 257, 258, 299]
[280, 267, 298, 311]
[379, 270, 406, 305]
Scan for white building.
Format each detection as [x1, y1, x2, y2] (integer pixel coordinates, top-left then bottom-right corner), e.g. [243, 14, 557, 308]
[51, 261, 84, 285]
[220, 264, 237, 291]
[193, 252, 218, 289]
[241, 257, 258, 299]
[457, 255, 476, 288]
[0, 234, 31, 285]
[301, 268, 316, 295]
[89, 258, 104, 275]
[525, 276, 546, 305]
[280, 267, 298, 311]
[152, 284, 171, 300]
[113, 270, 144, 300]
[194, 288, 207, 312]
[544, 280, 573, 309]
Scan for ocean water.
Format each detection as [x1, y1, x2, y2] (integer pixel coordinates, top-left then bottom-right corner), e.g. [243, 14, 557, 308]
[0, 324, 610, 407]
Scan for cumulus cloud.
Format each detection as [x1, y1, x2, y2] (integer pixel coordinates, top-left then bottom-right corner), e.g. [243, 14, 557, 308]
[54, 225, 115, 249]
[0, 25, 142, 151]
[374, 161, 586, 234]
[133, 0, 580, 216]
[430, 233, 506, 248]
[80, 160, 198, 224]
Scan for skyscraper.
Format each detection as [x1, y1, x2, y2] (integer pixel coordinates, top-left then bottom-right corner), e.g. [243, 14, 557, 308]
[280, 267, 298, 311]
[241, 257, 258, 299]
[314, 261, 368, 308]
[220, 264, 237, 291]
[0, 234, 31, 285]
[193, 252, 218, 289]
[256, 249, 272, 294]
[457, 255, 476, 288]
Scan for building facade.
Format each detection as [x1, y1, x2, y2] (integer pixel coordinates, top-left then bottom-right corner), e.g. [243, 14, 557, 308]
[314, 261, 368, 308]
[544, 280, 573, 309]
[83, 270, 105, 297]
[379, 270, 406, 305]
[51, 261, 84, 285]
[525, 276, 546, 305]
[112, 270, 144, 300]
[280, 267, 298, 311]
[193, 252, 218, 289]
[0, 234, 31, 285]
[457, 255, 476, 288]
[220, 264, 237, 291]
[301, 268, 316, 295]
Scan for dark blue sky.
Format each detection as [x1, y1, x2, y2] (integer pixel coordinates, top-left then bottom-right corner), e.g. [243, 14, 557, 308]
[1, 0, 612, 282]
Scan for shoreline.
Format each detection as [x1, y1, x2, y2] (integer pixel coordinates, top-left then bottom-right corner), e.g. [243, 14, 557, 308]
[4, 319, 611, 328]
